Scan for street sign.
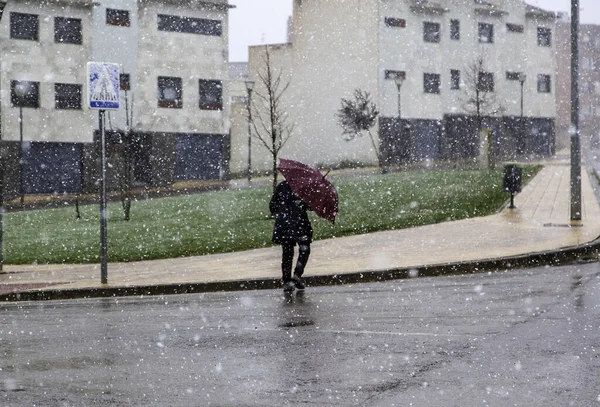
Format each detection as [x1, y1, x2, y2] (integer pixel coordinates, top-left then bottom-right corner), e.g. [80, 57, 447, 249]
[87, 62, 120, 110]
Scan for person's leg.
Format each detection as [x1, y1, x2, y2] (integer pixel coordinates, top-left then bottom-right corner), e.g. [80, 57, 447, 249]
[294, 244, 310, 277]
[292, 244, 310, 290]
[281, 244, 294, 283]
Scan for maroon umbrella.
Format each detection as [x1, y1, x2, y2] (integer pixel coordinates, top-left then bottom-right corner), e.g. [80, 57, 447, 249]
[277, 158, 338, 223]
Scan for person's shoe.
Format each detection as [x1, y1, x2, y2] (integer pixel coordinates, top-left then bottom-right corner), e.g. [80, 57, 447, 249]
[283, 281, 296, 292]
[292, 275, 305, 290]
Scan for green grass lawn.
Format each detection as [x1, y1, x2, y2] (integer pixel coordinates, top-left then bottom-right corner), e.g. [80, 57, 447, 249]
[4, 166, 540, 265]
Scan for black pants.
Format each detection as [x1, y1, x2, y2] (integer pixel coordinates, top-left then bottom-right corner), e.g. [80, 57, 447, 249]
[281, 243, 311, 282]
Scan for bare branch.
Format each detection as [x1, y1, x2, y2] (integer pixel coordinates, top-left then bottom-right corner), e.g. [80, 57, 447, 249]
[249, 46, 295, 193]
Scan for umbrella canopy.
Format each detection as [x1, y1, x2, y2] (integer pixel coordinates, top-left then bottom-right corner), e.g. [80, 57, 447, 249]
[277, 158, 338, 223]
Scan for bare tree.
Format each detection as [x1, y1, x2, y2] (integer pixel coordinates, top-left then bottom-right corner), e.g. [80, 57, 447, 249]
[461, 55, 503, 169]
[336, 89, 380, 166]
[108, 87, 135, 221]
[250, 46, 294, 194]
[119, 90, 134, 221]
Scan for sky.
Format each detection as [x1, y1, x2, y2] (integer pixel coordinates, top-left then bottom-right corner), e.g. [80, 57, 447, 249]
[228, 0, 600, 62]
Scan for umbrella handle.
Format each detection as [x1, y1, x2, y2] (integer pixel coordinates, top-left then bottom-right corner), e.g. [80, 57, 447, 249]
[323, 169, 331, 179]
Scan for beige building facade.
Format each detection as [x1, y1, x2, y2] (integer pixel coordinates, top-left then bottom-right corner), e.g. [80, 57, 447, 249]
[0, 0, 94, 145]
[0, 0, 94, 196]
[0, 0, 233, 197]
[235, 0, 558, 173]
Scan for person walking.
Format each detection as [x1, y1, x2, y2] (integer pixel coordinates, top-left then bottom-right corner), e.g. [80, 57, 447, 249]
[269, 180, 312, 292]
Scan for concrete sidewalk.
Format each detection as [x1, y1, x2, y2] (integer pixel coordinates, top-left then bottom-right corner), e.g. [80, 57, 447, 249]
[2, 154, 600, 301]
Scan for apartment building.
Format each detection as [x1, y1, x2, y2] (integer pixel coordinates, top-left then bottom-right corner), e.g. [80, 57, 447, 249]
[90, 0, 233, 188]
[556, 21, 600, 152]
[240, 0, 557, 172]
[0, 0, 94, 196]
[131, 0, 232, 185]
[0, 0, 233, 199]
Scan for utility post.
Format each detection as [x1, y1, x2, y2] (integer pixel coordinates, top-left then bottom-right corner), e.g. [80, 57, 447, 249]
[570, 0, 581, 221]
[245, 80, 254, 183]
[0, 1, 7, 271]
[518, 73, 526, 156]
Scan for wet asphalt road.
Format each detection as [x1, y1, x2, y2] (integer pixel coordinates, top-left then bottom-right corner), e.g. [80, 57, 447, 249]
[1, 263, 599, 406]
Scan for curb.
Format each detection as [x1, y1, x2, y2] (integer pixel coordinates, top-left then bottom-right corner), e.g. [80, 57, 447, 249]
[1, 236, 599, 302]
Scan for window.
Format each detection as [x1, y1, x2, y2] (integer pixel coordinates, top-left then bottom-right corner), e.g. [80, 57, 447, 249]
[384, 70, 406, 80]
[423, 22, 440, 43]
[537, 74, 551, 93]
[478, 72, 494, 92]
[478, 23, 494, 43]
[506, 23, 524, 33]
[10, 12, 38, 41]
[54, 17, 82, 44]
[424, 73, 441, 94]
[199, 80, 223, 110]
[537, 27, 552, 47]
[0, 3, 6, 22]
[55, 83, 82, 110]
[11, 80, 40, 108]
[385, 17, 405, 28]
[106, 8, 130, 27]
[450, 19, 460, 40]
[158, 14, 222, 36]
[120, 74, 131, 91]
[158, 76, 182, 108]
[506, 71, 521, 81]
[450, 69, 460, 90]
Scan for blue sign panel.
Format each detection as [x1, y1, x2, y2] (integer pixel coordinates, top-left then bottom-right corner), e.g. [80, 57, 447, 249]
[87, 62, 120, 110]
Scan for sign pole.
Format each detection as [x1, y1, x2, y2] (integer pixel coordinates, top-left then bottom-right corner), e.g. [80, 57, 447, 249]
[87, 61, 119, 284]
[99, 110, 108, 284]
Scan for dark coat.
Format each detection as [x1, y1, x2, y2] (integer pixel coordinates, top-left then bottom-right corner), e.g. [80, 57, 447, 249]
[269, 181, 313, 244]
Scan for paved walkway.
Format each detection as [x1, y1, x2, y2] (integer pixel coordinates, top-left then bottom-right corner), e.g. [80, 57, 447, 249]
[1, 153, 600, 300]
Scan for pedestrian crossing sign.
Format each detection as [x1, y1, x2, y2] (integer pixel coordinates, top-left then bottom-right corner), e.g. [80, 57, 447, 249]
[87, 62, 120, 110]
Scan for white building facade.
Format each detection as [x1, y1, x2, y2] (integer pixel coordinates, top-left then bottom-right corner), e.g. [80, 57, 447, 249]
[240, 0, 557, 172]
[0, 0, 233, 198]
[93, 0, 234, 186]
[0, 0, 94, 195]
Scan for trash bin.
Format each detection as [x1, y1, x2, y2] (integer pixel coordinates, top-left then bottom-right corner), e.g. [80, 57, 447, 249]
[503, 164, 522, 193]
[503, 163, 522, 208]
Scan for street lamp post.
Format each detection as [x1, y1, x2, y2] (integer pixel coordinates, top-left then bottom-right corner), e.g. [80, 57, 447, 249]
[518, 73, 526, 156]
[245, 80, 254, 183]
[13, 82, 29, 207]
[394, 73, 405, 119]
[0, 1, 7, 271]
[570, 0, 581, 221]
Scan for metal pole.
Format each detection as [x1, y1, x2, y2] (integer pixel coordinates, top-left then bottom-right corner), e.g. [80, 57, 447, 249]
[247, 88, 252, 183]
[99, 110, 108, 284]
[19, 106, 23, 207]
[570, 0, 581, 221]
[0, 4, 5, 271]
[396, 84, 402, 119]
[0, 154, 4, 271]
[520, 80, 524, 155]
